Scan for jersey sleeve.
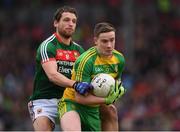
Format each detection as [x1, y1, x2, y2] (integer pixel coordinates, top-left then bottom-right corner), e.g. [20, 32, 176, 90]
[73, 56, 93, 83]
[37, 42, 56, 63]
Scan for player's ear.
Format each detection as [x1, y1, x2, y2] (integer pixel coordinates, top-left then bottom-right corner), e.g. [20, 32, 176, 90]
[54, 20, 58, 28]
[94, 37, 97, 45]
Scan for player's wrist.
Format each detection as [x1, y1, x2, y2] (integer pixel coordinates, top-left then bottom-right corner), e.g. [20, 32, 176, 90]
[72, 81, 78, 89]
[105, 98, 108, 105]
[105, 97, 112, 105]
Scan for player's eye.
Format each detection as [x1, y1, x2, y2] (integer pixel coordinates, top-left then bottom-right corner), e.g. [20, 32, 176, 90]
[110, 38, 114, 42]
[63, 18, 70, 22]
[101, 39, 108, 43]
[72, 19, 77, 24]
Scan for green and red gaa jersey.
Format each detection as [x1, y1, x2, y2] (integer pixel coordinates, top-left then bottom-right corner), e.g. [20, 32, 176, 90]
[30, 33, 84, 100]
[63, 47, 125, 101]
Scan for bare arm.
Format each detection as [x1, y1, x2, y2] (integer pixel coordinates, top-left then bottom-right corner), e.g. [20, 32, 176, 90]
[75, 81, 123, 105]
[42, 61, 75, 88]
[75, 92, 106, 105]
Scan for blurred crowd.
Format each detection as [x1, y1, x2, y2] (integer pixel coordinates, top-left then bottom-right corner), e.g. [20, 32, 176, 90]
[0, 0, 179, 130]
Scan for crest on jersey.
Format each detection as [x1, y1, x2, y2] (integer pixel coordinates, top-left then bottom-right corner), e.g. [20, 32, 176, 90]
[56, 50, 80, 61]
[74, 52, 79, 59]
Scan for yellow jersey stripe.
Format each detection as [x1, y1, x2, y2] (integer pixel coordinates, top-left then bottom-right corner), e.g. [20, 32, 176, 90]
[76, 49, 96, 81]
[76, 51, 96, 81]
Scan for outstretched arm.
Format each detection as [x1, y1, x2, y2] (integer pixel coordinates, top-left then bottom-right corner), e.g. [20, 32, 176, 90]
[42, 61, 92, 95]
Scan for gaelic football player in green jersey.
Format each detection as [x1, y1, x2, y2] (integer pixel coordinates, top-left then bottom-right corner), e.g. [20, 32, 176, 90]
[58, 22, 126, 131]
[28, 6, 93, 131]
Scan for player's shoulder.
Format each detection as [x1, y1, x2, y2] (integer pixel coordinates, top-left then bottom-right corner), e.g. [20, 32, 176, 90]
[113, 49, 125, 63]
[37, 34, 56, 52]
[71, 41, 85, 53]
[71, 41, 81, 47]
[81, 47, 97, 57]
[75, 47, 96, 69]
[76, 47, 97, 62]
[41, 34, 56, 45]
[113, 49, 124, 57]
[71, 41, 83, 49]
[39, 34, 56, 48]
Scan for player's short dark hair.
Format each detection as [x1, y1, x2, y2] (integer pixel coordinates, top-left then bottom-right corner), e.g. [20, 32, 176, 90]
[94, 22, 116, 37]
[54, 6, 78, 21]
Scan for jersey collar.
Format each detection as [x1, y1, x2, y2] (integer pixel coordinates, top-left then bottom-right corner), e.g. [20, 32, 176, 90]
[54, 32, 63, 43]
[54, 32, 73, 45]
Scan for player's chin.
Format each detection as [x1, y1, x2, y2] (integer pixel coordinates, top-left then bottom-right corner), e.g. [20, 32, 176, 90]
[66, 32, 74, 37]
[64, 32, 73, 38]
[105, 52, 113, 56]
[66, 29, 74, 33]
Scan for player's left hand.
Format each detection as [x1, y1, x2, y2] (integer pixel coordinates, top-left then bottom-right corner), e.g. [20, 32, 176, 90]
[73, 81, 94, 95]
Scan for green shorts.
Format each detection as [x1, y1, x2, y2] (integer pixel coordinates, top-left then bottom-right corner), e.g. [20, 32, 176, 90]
[58, 98, 101, 131]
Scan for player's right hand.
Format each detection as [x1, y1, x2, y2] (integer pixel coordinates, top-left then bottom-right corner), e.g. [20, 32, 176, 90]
[73, 81, 94, 95]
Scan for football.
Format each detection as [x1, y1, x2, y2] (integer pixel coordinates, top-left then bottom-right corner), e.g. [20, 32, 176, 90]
[91, 73, 115, 97]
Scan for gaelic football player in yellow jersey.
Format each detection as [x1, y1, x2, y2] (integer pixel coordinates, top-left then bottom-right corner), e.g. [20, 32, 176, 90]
[58, 22, 126, 131]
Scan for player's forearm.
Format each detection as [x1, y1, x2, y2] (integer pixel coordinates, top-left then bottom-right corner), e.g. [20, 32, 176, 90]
[75, 93, 106, 105]
[42, 61, 75, 88]
[48, 72, 75, 88]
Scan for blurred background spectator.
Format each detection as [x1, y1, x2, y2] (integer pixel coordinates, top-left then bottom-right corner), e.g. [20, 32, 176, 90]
[0, 0, 179, 130]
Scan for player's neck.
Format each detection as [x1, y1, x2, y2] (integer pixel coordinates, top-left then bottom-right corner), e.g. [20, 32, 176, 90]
[61, 37, 71, 45]
[100, 54, 113, 59]
[55, 32, 71, 45]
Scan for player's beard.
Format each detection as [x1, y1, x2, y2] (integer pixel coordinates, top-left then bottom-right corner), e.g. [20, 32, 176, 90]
[58, 29, 74, 39]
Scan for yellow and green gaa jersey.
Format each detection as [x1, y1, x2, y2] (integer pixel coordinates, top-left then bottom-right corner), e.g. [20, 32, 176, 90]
[63, 47, 125, 101]
[30, 33, 84, 100]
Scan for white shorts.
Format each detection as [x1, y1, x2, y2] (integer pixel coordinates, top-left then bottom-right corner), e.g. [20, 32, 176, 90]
[28, 98, 59, 124]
